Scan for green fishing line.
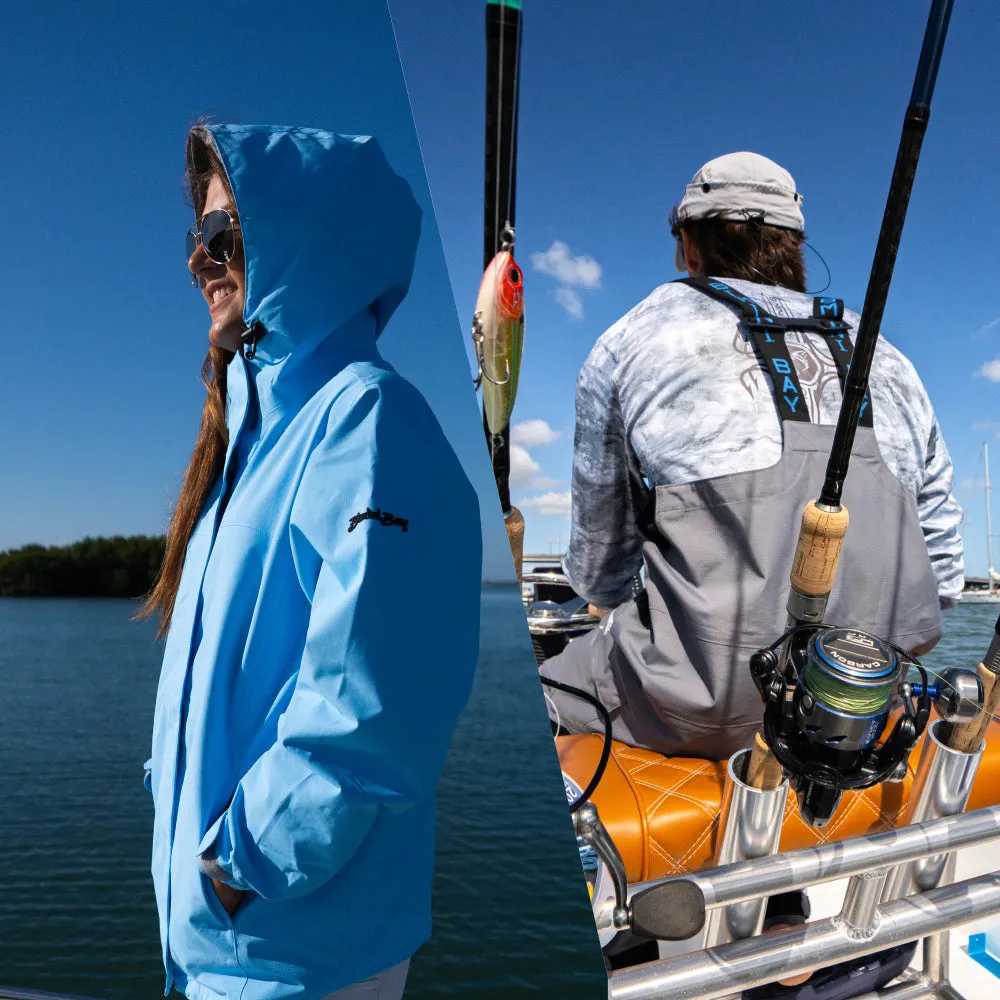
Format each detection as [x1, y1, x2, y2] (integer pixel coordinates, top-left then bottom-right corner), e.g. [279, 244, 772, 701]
[803, 661, 894, 715]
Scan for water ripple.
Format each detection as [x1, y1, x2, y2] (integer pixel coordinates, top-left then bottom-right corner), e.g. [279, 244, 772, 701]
[0, 594, 606, 998]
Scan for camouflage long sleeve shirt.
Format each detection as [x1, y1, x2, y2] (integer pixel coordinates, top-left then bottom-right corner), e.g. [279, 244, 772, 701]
[562, 278, 965, 610]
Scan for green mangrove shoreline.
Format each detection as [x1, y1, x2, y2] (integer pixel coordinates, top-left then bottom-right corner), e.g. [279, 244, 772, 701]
[0, 536, 165, 598]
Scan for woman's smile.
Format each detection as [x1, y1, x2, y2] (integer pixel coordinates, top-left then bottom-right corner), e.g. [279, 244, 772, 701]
[188, 173, 247, 352]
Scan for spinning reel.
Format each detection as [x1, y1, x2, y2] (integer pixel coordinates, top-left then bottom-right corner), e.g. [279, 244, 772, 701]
[750, 624, 983, 827]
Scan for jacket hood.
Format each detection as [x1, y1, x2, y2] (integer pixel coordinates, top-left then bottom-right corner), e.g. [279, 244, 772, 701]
[187, 124, 422, 366]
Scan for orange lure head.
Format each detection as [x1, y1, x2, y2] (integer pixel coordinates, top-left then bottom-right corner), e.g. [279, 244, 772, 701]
[494, 252, 524, 320]
[473, 250, 526, 435]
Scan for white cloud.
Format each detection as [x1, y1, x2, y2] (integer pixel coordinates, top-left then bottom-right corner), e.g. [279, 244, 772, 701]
[531, 240, 602, 289]
[512, 419, 562, 448]
[974, 318, 1000, 339]
[509, 444, 541, 489]
[509, 421, 564, 489]
[976, 359, 1000, 382]
[555, 286, 584, 321]
[509, 444, 560, 491]
[520, 491, 572, 518]
[531, 240, 602, 319]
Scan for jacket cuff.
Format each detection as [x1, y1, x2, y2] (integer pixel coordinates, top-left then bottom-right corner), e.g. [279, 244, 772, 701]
[197, 811, 251, 891]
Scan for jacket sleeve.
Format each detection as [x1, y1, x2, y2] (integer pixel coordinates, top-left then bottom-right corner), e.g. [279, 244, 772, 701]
[197, 376, 482, 899]
[916, 414, 965, 607]
[562, 338, 644, 609]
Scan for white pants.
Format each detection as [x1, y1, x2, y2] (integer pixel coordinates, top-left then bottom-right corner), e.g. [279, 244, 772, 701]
[320, 960, 410, 1000]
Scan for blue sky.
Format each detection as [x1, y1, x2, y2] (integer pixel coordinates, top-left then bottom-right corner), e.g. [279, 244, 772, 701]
[5, 2, 1000, 586]
[391, 0, 1000, 577]
[0, 2, 516, 580]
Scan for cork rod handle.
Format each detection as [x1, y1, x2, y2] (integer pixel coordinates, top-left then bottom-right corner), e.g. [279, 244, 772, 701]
[790, 500, 850, 597]
[944, 664, 999, 754]
[746, 731, 785, 791]
[505, 505, 525, 586]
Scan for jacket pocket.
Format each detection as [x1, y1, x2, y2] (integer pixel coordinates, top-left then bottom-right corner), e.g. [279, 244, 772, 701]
[200, 870, 236, 928]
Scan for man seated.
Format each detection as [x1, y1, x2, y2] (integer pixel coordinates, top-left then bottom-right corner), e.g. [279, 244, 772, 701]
[543, 151, 964, 760]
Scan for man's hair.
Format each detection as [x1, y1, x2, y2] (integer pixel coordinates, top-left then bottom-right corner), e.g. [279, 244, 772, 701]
[669, 206, 807, 292]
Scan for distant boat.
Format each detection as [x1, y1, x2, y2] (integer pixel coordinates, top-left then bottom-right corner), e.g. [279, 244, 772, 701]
[961, 442, 1000, 604]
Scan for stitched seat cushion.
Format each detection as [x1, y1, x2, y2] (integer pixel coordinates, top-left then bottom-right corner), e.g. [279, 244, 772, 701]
[557, 718, 1000, 883]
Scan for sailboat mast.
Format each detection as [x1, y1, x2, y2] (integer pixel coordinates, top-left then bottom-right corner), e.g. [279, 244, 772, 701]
[987, 442, 994, 590]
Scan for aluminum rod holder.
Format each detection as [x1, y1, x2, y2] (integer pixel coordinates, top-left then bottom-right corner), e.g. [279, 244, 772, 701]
[882, 720, 984, 904]
[702, 748, 789, 947]
[839, 868, 889, 937]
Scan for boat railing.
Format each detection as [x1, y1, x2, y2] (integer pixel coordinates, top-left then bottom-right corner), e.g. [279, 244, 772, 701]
[607, 804, 1000, 1000]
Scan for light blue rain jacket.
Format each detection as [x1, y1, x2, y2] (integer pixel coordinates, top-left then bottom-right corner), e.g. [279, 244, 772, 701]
[146, 125, 482, 1000]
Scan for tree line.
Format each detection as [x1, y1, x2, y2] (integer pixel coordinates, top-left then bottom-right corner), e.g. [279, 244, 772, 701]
[0, 536, 165, 598]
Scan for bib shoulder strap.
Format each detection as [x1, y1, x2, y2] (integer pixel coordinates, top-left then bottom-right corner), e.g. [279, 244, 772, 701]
[675, 278, 872, 427]
[675, 277, 808, 423]
[813, 295, 845, 321]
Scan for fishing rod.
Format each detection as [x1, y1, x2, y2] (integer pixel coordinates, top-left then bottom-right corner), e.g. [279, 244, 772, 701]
[747, 0, 982, 825]
[792, 0, 954, 617]
[818, 0, 953, 512]
[474, 0, 526, 575]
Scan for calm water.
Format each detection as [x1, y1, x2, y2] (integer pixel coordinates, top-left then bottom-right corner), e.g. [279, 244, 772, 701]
[0, 597, 994, 999]
[0, 589, 607, 999]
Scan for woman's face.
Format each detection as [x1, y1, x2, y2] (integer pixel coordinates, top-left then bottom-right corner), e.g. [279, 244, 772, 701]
[188, 173, 247, 353]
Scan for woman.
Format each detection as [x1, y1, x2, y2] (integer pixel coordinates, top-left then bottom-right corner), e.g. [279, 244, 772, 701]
[140, 123, 482, 1000]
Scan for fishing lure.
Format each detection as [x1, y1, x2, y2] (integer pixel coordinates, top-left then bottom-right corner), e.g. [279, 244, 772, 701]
[472, 248, 525, 436]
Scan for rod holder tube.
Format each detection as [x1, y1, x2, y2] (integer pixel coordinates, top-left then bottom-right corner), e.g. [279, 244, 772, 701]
[609, 870, 1000, 1000]
[882, 720, 983, 904]
[839, 868, 889, 937]
[702, 749, 789, 947]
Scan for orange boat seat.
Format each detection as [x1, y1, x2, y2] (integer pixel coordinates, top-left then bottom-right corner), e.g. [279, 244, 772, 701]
[557, 717, 1000, 884]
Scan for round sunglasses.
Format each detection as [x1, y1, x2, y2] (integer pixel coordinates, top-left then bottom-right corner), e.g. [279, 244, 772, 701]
[186, 209, 240, 286]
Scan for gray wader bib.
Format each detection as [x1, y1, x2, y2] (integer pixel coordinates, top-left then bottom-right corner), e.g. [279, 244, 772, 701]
[544, 279, 942, 761]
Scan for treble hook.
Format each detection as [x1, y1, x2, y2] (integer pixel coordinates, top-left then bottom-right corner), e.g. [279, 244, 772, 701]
[471, 312, 512, 389]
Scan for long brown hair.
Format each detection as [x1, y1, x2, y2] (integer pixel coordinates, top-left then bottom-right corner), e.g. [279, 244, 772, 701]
[670, 207, 807, 293]
[137, 133, 236, 636]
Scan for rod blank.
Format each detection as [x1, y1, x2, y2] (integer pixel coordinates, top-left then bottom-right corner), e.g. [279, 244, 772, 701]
[819, 0, 954, 506]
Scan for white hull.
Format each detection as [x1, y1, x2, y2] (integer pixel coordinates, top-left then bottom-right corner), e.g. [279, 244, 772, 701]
[960, 593, 1000, 605]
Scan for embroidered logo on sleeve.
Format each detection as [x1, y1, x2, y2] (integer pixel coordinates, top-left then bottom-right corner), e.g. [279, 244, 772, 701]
[348, 507, 409, 533]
